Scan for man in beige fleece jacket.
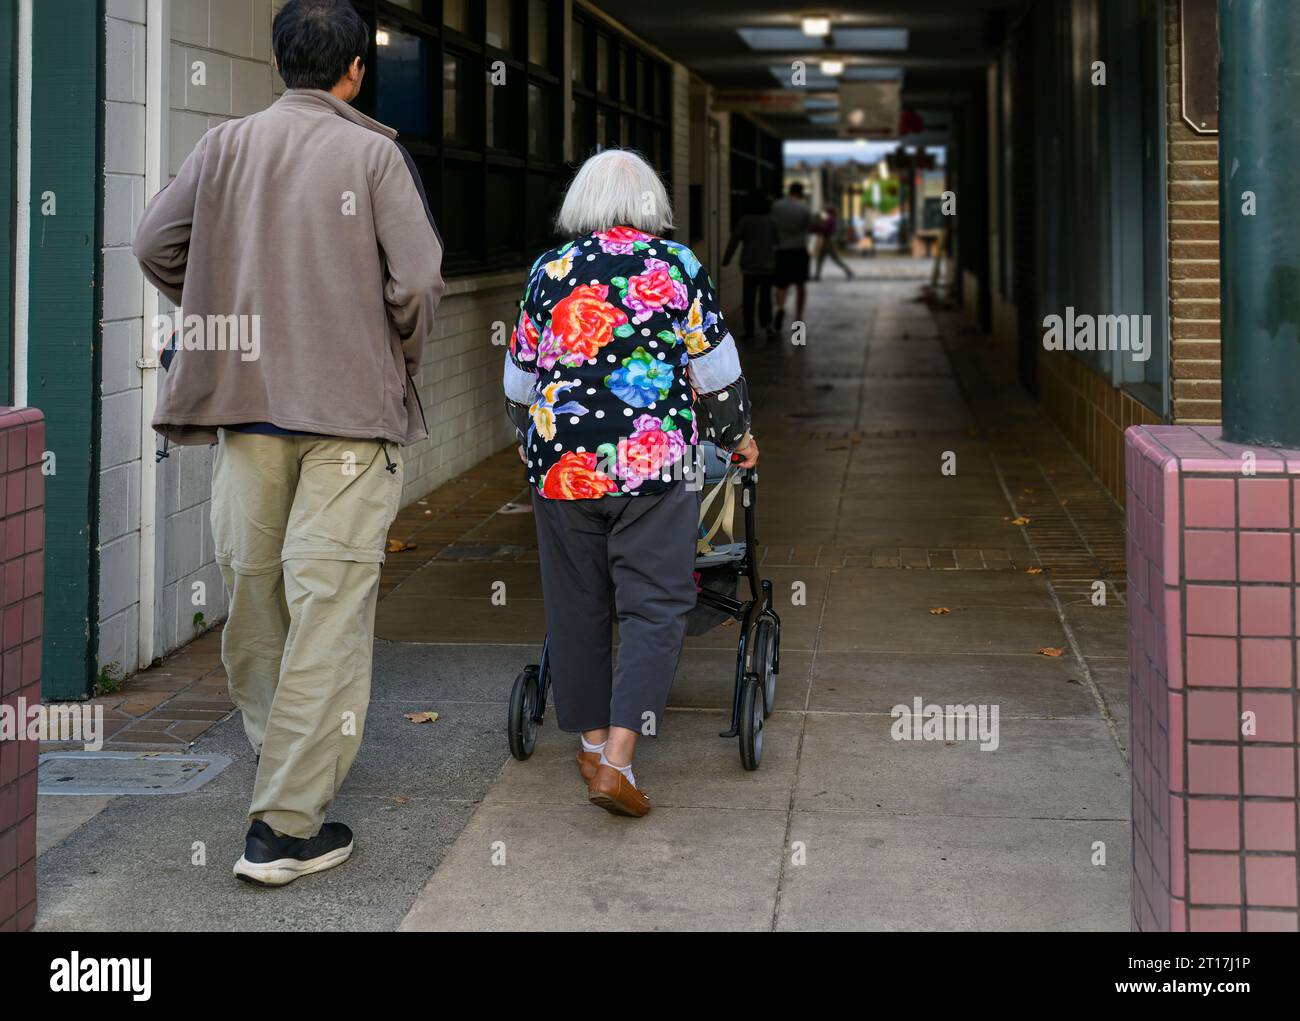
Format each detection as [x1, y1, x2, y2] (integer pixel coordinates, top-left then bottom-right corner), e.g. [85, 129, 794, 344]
[133, 0, 444, 886]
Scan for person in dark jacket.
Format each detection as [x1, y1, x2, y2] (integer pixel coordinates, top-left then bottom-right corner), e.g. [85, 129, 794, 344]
[722, 189, 779, 342]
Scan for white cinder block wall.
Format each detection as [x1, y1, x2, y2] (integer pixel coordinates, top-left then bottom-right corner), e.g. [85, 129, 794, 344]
[98, 0, 150, 676]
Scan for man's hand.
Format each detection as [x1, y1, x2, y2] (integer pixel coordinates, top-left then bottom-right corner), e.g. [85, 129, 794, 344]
[732, 435, 759, 469]
[517, 444, 527, 464]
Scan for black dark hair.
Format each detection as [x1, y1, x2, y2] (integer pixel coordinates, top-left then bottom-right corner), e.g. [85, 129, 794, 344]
[788, 181, 805, 197]
[272, 0, 369, 91]
[744, 189, 770, 216]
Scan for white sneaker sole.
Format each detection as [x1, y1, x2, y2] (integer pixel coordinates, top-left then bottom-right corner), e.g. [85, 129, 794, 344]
[233, 841, 354, 887]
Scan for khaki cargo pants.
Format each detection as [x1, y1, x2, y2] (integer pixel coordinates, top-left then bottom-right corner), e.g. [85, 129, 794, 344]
[210, 429, 403, 839]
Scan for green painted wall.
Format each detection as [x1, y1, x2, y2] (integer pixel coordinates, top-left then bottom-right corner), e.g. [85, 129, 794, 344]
[27, 0, 101, 698]
[0, 0, 13, 399]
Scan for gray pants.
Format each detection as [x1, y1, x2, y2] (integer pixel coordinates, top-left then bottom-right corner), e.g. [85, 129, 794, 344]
[532, 483, 699, 735]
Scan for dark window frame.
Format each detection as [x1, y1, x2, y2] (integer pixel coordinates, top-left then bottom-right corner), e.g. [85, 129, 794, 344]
[569, 10, 672, 224]
[356, 0, 567, 277]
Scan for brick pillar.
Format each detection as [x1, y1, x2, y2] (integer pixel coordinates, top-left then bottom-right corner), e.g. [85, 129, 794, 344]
[0, 407, 44, 932]
[1127, 424, 1300, 932]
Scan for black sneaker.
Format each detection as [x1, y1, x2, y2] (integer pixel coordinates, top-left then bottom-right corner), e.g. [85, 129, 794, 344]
[233, 820, 354, 887]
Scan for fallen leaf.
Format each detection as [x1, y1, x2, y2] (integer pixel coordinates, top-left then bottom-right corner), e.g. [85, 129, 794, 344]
[403, 710, 439, 724]
[1011, 516, 1030, 526]
[387, 539, 418, 553]
[929, 607, 951, 615]
[1026, 566, 1043, 575]
[392, 795, 409, 806]
[1038, 647, 1065, 658]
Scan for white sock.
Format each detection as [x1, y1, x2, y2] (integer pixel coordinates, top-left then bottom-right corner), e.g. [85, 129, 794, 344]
[599, 752, 635, 788]
[580, 737, 606, 754]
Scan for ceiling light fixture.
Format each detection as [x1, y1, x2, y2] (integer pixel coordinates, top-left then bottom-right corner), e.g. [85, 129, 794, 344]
[802, 15, 831, 37]
[821, 59, 844, 76]
[376, 29, 390, 45]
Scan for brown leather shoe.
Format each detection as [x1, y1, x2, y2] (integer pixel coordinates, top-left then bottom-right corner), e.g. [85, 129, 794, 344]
[577, 750, 600, 781]
[587, 763, 651, 817]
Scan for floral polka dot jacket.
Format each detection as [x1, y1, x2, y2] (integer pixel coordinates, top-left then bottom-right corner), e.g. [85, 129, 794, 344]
[503, 227, 752, 500]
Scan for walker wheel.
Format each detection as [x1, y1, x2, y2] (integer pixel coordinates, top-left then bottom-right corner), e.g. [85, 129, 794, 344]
[508, 666, 540, 760]
[738, 676, 764, 771]
[753, 619, 778, 718]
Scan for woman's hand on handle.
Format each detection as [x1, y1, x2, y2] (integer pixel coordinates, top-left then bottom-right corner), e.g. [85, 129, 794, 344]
[731, 435, 759, 469]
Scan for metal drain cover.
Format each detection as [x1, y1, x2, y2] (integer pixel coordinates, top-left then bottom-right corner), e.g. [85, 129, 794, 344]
[38, 752, 233, 795]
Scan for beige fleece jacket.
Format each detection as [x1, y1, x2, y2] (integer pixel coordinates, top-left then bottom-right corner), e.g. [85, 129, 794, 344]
[133, 89, 445, 445]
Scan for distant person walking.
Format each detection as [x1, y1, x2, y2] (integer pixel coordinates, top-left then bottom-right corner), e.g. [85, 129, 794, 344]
[133, 0, 444, 886]
[770, 181, 814, 332]
[813, 204, 854, 280]
[722, 189, 779, 342]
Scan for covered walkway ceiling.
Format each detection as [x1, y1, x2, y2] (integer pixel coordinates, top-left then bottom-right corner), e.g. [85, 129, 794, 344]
[594, 0, 1032, 139]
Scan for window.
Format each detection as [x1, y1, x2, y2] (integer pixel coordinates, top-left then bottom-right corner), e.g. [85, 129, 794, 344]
[443, 0, 470, 35]
[528, 0, 549, 67]
[728, 114, 783, 225]
[527, 83, 554, 161]
[359, 0, 564, 276]
[375, 25, 432, 139]
[485, 72, 519, 152]
[485, 0, 511, 52]
[570, 17, 586, 82]
[442, 52, 474, 146]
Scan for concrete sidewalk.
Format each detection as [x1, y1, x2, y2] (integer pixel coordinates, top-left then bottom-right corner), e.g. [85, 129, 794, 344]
[36, 257, 1131, 930]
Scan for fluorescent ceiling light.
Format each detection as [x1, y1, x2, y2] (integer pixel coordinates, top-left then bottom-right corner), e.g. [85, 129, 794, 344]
[830, 28, 909, 51]
[376, 29, 390, 45]
[821, 59, 844, 76]
[737, 27, 823, 51]
[802, 16, 831, 37]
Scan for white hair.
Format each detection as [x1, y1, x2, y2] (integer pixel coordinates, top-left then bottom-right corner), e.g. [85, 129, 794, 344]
[555, 148, 674, 237]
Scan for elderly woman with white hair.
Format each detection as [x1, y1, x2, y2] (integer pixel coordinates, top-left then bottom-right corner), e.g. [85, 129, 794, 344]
[503, 148, 757, 818]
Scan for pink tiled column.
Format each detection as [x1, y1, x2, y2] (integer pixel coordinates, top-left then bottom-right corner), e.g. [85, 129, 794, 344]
[0, 407, 44, 932]
[1126, 425, 1300, 932]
